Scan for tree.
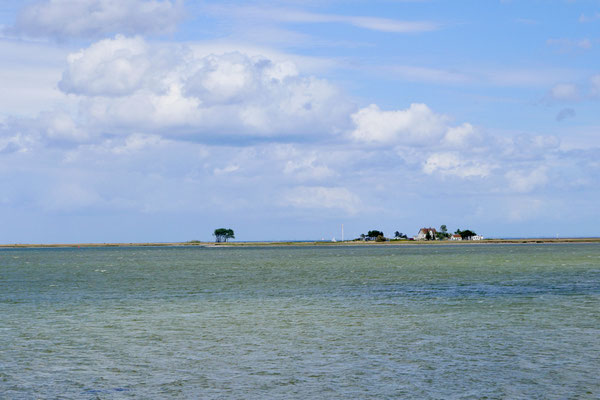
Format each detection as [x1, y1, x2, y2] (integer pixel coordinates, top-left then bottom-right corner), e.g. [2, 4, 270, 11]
[437, 224, 449, 240]
[213, 228, 235, 243]
[367, 230, 384, 240]
[425, 230, 433, 240]
[460, 229, 476, 240]
[394, 231, 401, 239]
[375, 234, 386, 242]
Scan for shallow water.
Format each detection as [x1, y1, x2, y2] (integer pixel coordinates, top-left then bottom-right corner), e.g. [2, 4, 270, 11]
[1, 244, 599, 399]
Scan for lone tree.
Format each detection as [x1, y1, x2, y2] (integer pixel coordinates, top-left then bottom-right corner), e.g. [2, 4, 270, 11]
[213, 228, 235, 243]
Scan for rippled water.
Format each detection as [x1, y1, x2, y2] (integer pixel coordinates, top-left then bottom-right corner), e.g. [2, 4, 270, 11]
[1, 244, 599, 399]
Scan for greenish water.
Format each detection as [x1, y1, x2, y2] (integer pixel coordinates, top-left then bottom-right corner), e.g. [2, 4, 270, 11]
[1, 244, 599, 399]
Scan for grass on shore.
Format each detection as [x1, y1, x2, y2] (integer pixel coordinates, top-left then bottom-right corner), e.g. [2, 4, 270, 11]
[1, 238, 600, 248]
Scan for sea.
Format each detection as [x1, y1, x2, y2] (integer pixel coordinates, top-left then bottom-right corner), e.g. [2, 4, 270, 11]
[1, 244, 599, 399]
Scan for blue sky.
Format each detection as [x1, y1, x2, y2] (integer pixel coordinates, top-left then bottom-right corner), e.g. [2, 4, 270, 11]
[0, 0, 599, 242]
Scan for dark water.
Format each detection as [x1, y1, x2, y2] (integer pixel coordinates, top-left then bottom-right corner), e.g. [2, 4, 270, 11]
[1, 244, 599, 399]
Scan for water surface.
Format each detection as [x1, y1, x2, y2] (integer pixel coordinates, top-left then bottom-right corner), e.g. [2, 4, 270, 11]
[1, 244, 599, 399]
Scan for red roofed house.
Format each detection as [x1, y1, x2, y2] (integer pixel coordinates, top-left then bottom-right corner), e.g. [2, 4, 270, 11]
[415, 227, 437, 240]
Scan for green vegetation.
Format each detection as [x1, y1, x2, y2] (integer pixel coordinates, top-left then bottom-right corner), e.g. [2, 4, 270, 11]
[436, 224, 450, 240]
[394, 231, 408, 239]
[213, 228, 235, 243]
[367, 230, 384, 239]
[357, 230, 388, 242]
[455, 229, 477, 240]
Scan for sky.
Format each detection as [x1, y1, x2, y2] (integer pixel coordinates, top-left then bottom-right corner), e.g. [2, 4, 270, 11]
[0, 0, 599, 243]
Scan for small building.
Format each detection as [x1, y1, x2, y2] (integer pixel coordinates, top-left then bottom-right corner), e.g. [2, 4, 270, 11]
[472, 235, 484, 241]
[416, 227, 437, 240]
[450, 234, 462, 241]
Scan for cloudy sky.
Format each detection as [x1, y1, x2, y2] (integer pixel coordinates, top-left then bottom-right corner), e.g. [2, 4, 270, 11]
[0, 0, 599, 243]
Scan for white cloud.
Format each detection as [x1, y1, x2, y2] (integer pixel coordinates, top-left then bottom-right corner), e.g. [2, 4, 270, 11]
[110, 133, 165, 154]
[59, 35, 153, 96]
[0, 132, 32, 154]
[183, 52, 299, 106]
[423, 152, 491, 178]
[283, 154, 336, 181]
[284, 186, 362, 214]
[350, 103, 448, 145]
[443, 123, 478, 147]
[56, 36, 352, 139]
[10, 0, 183, 39]
[505, 167, 548, 193]
[213, 165, 240, 175]
[41, 111, 88, 142]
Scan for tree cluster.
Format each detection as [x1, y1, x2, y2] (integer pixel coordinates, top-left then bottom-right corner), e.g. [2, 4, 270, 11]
[213, 228, 235, 243]
[358, 230, 387, 241]
[356, 225, 479, 242]
[454, 228, 477, 240]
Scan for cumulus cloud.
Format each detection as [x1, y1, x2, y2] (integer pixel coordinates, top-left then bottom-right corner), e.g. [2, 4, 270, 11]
[443, 123, 478, 147]
[55, 36, 352, 139]
[59, 36, 154, 96]
[9, 0, 183, 39]
[283, 186, 362, 214]
[350, 103, 448, 145]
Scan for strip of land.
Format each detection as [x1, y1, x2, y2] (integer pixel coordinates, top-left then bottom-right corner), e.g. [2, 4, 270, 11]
[1, 238, 600, 248]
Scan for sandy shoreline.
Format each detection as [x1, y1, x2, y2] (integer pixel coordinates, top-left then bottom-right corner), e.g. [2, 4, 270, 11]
[1, 238, 600, 248]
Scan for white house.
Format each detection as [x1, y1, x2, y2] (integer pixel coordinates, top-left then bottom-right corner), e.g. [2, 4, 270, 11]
[450, 234, 462, 241]
[472, 235, 484, 241]
[416, 227, 437, 240]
